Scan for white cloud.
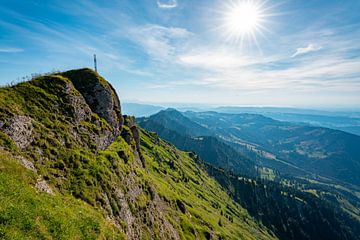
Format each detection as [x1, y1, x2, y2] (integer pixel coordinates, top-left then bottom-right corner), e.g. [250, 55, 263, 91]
[172, 38, 360, 94]
[0, 47, 23, 53]
[157, 0, 177, 9]
[183, 55, 360, 93]
[292, 43, 322, 57]
[178, 50, 255, 69]
[130, 24, 191, 60]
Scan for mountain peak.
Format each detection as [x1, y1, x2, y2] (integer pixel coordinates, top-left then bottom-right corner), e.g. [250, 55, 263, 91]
[61, 68, 124, 133]
[0, 69, 124, 151]
[162, 107, 182, 115]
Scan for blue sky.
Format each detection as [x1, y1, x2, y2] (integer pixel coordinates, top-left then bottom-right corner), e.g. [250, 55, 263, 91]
[1, 0, 360, 108]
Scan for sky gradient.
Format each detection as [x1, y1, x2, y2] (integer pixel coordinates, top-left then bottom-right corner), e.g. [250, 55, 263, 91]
[1, 0, 360, 108]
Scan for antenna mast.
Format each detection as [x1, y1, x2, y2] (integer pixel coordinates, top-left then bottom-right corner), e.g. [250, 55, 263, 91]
[94, 54, 97, 73]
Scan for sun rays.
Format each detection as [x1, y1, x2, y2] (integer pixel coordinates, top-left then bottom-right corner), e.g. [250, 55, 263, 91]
[216, 0, 275, 49]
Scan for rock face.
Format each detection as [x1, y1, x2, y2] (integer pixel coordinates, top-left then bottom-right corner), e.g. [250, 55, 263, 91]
[60, 68, 124, 151]
[0, 115, 34, 149]
[123, 115, 145, 167]
[15, 155, 37, 172]
[62, 69, 124, 135]
[123, 116, 140, 150]
[35, 178, 54, 195]
[64, 82, 92, 124]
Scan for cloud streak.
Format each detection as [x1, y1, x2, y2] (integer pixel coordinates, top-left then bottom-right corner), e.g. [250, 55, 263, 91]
[157, 0, 177, 9]
[292, 43, 322, 57]
[179, 50, 254, 69]
[179, 54, 360, 93]
[0, 47, 23, 53]
[170, 27, 360, 95]
[129, 24, 191, 60]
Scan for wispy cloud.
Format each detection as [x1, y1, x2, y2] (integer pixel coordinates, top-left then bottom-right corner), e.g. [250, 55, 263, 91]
[0, 47, 23, 53]
[157, 0, 177, 9]
[170, 25, 360, 94]
[129, 24, 191, 60]
[179, 50, 252, 69]
[292, 43, 322, 58]
[178, 53, 360, 93]
[178, 48, 280, 70]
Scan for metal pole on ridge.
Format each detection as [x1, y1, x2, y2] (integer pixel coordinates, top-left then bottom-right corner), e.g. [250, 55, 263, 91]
[94, 54, 97, 73]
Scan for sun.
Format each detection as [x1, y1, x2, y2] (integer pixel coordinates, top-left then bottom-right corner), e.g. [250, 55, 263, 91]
[226, 2, 260, 34]
[221, 0, 269, 46]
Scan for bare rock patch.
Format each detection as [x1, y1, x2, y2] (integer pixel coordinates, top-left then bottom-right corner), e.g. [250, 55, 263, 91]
[1, 115, 34, 149]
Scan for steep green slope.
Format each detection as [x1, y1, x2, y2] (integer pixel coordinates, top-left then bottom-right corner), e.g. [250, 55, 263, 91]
[0, 69, 274, 239]
[203, 162, 360, 240]
[0, 150, 123, 240]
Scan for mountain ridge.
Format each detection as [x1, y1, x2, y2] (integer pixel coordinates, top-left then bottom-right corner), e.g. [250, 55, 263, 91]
[138, 109, 258, 177]
[0, 69, 274, 239]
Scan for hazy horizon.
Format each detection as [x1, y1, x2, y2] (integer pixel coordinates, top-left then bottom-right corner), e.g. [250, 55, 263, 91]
[122, 101, 360, 112]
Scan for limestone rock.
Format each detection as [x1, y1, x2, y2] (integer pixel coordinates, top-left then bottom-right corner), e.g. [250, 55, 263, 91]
[15, 155, 37, 173]
[123, 115, 145, 167]
[35, 178, 53, 195]
[64, 82, 92, 124]
[62, 68, 124, 135]
[1, 115, 33, 149]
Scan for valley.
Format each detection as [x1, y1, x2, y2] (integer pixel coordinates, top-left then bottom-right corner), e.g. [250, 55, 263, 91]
[138, 108, 360, 240]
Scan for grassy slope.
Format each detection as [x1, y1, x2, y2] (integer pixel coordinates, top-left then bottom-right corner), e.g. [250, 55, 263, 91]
[137, 129, 273, 239]
[0, 150, 123, 240]
[0, 70, 275, 239]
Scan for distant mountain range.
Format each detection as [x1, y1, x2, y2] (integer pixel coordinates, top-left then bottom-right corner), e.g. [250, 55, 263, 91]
[138, 108, 360, 186]
[184, 111, 360, 186]
[213, 106, 360, 136]
[125, 103, 360, 136]
[213, 106, 360, 117]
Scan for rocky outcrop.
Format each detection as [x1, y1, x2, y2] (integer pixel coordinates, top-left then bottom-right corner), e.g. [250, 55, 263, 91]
[15, 155, 37, 172]
[62, 68, 124, 135]
[64, 82, 92, 124]
[0, 70, 124, 152]
[0, 115, 34, 149]
[123, 115, 145, 168]
[35, 178, 54, 195]
[59, 69, 124, 151]
[124, 116, 140, 150]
